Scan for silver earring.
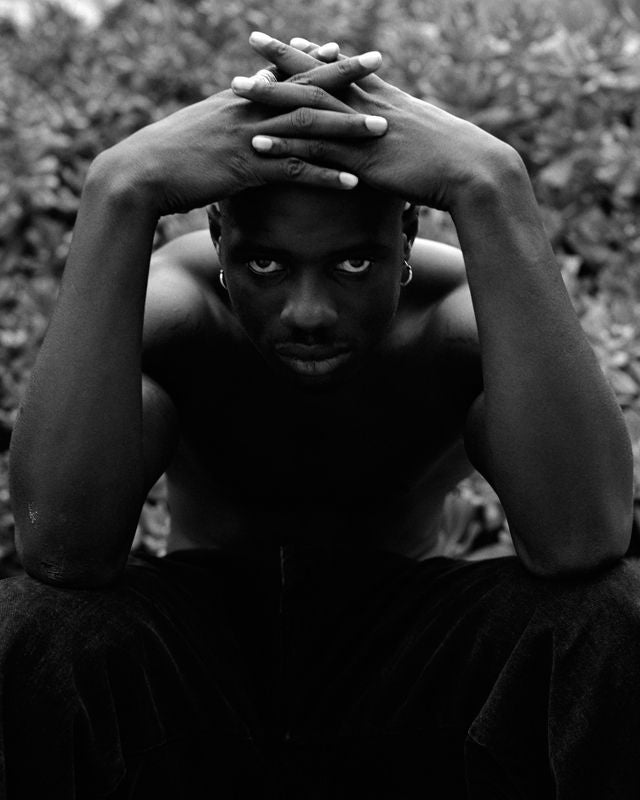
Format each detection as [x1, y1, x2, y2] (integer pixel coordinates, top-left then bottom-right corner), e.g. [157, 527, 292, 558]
[219, 269, 228, 290]
[400, 260, 413, 287]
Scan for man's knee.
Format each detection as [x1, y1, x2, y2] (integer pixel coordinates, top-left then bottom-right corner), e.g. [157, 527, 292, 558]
[540, 556, 640, 641]
[483, 553, 640, 638]
[0, 575, 154, 796]
[0, 573, 140, 664]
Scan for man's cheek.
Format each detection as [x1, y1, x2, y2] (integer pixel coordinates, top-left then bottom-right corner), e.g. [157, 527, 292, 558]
[360, 296, 399, 337]
[230, 294, 276, 341]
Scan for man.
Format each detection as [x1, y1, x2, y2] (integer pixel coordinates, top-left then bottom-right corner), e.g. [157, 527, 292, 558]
[4, 33, 640, 799]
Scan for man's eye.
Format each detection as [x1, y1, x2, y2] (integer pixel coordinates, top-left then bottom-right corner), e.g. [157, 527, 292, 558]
[336, 259, 373, 275]
[247, 259, 284, 275]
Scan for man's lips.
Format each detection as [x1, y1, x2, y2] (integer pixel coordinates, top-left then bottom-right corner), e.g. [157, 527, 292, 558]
[274, 344, 352, 377]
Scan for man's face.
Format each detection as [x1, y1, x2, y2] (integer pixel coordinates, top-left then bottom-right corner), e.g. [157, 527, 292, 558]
[218, 183, 407, 389]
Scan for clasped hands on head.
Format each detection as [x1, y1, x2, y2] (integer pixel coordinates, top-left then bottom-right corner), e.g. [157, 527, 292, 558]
[229, 31, 389, 189]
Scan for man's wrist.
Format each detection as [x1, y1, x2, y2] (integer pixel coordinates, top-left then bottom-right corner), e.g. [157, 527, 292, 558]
[447, 142, 528, 221]
[85, 148, 162, 222]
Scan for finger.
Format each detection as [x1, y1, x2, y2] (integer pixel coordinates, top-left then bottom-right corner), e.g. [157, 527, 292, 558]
[288, 38, 341, 63]
[289, 36, 382, 91]
[285, 52, 382, 93]
[252, 136, 364, 176]
[252, 67, 279, 84]
[231, 76, 354, 114]
[315, 42, 340, 62]
[289, 36, 315, 51]
[248, 42, 338, 86]
[250, 32, 384, 97]
[250, 31, 382, 87]
[291, 38, 341, 63]
[258, 157, 359, 190]
[254, 107, 387, 139]
[249, 31, 323, 76]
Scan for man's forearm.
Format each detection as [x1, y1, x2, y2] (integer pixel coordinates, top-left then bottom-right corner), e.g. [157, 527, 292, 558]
[9, 154, 159, 587]
[452, 151, 633, 574]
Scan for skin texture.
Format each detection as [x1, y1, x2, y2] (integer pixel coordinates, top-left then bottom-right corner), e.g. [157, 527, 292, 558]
[140, 183, 477, 559]
[142, 214, 478, 560]
[9, 34, 633, 587]
[216, 184, 407, 386]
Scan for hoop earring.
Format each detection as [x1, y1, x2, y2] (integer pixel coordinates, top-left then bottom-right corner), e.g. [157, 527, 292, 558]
[400, 260, 413, 287]
[219, 269, 228, 290]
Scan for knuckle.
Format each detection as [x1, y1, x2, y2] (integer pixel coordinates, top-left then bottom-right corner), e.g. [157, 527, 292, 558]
[354, 115, 369, 132]
[293, 107, 315, 128]
[309, 85, 326, 106]
[290, 73, 312, 85]
[255, 73, 275, 89]
[336, 59, 352, 76]
[285, 158, 305, 178]
[321, 168, 338, 184]
[308, 139, 326, 160]
[230, 152, 258, 186]
[272, 41, 288, 57]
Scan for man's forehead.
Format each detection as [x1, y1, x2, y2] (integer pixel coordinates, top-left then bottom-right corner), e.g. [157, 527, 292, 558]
[220, 183, 405, 228]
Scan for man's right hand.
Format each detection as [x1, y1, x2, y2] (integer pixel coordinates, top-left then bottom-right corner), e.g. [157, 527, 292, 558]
[93, 52, 388, 217]
[234, 33, 519, 213]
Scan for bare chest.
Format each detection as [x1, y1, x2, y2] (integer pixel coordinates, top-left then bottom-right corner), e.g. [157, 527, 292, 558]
[171, 354, 473, 508]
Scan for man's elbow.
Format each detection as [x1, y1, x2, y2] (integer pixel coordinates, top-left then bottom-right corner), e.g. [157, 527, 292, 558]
[20, 554, 124, 590]
[16, 527, 128, 590]
[516, 513, 633, 579]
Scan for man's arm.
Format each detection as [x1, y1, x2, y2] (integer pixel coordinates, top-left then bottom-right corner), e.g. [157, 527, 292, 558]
[413, 167, 633, 577]
[9, 59, 387, 588]
[453, 166, 633, 576]
[8, 163, 190, 588]
[9, 170, 160, 587]
[240, 35, 634, 575]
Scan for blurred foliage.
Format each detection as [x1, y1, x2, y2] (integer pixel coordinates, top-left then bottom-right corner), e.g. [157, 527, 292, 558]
[2, 0, 640, 570]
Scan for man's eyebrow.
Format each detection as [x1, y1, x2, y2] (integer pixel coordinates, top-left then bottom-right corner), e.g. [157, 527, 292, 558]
[229, 240, 395, 259]
[324, 242, 396, 259]
[228, 241, 289, 259]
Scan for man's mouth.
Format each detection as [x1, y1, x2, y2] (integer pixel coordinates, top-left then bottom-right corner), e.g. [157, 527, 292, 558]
[274, 344, 353, 377]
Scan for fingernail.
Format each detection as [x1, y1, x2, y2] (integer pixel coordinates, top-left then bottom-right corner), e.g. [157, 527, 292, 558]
[359, 50, 382, 69]
[318, 42, 339, 57]
[232, 76, 255, 93]
[250, 31, 272, 46]
[254, 68, 277, 84]
[339, 172, 358, 188]
[290, 37, 312, 48]
[252, 135, 273, 152]
[364, 115, 387, 133]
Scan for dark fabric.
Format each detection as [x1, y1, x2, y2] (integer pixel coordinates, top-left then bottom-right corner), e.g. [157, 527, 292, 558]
[0, 546, 639, 798]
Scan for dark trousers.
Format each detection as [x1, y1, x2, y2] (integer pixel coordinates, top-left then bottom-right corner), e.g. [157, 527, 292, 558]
[0, 546, 639, 798]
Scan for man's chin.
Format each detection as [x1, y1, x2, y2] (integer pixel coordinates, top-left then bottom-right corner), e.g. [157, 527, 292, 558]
[269, 349, 358, 390]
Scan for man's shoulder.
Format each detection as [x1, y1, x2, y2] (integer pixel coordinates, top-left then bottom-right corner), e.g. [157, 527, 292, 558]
[145, 229, 233, 337]
[142, 230, 234, 378]
[402, 238, 479, 359]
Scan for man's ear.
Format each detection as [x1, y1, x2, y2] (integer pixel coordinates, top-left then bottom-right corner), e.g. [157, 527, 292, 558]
[402, 203, 419, 258]
[207, 203, 222, 250]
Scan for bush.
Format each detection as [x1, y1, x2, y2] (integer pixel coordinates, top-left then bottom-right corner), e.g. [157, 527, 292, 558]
[2, 0, 640, 570]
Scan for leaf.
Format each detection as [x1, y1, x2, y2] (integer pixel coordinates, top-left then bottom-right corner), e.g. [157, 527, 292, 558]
[607, 367, 639, 398]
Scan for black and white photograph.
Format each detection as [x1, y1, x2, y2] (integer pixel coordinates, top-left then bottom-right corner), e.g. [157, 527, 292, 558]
[1, 0, 640, 796]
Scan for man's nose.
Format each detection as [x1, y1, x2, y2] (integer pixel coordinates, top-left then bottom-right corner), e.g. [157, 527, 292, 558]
[280, 274, 338, 332]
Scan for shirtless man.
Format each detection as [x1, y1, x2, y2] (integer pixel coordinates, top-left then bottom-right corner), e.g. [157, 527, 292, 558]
[4, 33, 640, 799]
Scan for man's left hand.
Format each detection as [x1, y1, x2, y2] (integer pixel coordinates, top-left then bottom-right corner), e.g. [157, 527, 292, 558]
[233, 32, 520, 211]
